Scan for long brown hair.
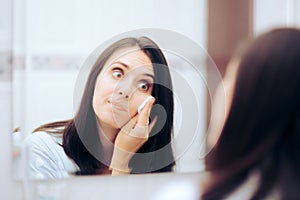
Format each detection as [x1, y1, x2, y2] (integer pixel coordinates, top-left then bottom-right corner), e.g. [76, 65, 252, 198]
[203, 28, 300, 199]
[34, 37, 175, 175]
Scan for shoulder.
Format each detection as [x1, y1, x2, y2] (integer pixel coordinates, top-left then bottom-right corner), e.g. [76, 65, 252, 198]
[25, 131, 63, 156]
[26, 131, 63, 147]
[25, 131, 78, 179]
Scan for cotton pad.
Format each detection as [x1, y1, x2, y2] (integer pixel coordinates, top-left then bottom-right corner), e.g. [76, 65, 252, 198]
[138, 96, 153, 114]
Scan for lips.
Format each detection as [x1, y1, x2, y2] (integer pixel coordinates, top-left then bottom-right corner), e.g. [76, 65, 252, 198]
[107, 99, 128, 112]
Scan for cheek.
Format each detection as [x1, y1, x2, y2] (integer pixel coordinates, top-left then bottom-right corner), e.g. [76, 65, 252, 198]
[93, 78, 116, 110]
[96, 77, 118, 97]
[207, 80, 234, 148]
[128, 93, 151, 116]
[92, 88, 103, 118]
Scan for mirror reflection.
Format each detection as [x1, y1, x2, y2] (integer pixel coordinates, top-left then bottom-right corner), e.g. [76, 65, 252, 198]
[27, 36, 177, 178]
[12, 0, 210, 180]
[13, 31, 213, 179]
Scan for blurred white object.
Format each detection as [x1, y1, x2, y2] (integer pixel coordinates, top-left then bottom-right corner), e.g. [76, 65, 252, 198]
[152, 180, 199, 200]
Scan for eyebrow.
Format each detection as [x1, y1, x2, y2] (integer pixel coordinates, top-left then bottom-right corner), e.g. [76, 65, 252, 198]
[143, 73, 155, 81]
[112, 61, 130, 69]
[112, 61, 155, 80]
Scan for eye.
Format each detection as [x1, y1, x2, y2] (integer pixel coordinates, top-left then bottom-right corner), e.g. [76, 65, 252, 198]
[137, 80, 152, 92]
[112, 69, 123, 79]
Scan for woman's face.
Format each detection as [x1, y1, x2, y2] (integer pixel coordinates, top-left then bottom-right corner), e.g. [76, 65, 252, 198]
[92, 46, 155, 129]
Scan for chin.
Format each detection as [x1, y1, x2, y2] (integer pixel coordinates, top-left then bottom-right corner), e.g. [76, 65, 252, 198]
[98, 116, 122, 129]
[97, 109, 132, 128]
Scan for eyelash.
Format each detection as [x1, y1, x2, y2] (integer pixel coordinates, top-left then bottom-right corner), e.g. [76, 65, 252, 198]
[137, 80, 152, 92]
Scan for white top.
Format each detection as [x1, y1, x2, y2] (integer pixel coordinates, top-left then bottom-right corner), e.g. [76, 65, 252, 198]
[25, 131, 79, 179]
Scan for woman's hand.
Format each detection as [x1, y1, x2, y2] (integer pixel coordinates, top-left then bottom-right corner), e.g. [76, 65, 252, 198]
[110, 96, 156, 175]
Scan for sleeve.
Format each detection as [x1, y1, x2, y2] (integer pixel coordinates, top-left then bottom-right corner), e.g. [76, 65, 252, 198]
[25, 132, 67, 179]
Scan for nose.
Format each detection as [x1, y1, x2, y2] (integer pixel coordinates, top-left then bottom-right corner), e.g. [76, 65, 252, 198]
[118, 90, 129, 99]
[116, 76, 135, 99]
[117, 81, 133, 99]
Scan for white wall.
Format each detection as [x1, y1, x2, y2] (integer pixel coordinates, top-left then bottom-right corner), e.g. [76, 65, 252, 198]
[254, 0, 300, 35]
[0, 83, 23, 200]
[1, 0, 23, 198]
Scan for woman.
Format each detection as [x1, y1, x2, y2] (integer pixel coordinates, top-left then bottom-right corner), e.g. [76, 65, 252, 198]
[26, 36, 175, 178]
[202, 28, 300, 199]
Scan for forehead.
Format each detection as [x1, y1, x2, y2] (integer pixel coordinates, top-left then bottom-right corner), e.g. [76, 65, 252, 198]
[103, 46, 154, 74]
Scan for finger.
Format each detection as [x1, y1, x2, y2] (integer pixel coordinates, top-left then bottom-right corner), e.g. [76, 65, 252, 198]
[136, 96, 155, 126]
[130, 116, 158, 139]
[148, 116, 158, 133]
[138, 96, 153, 114]
[121, 116, 138, 134]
